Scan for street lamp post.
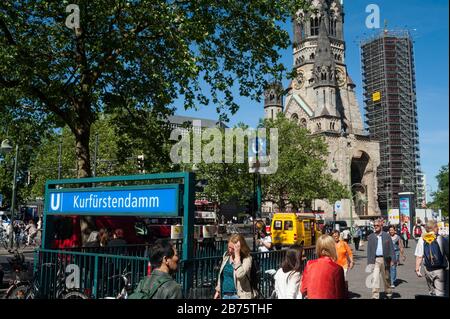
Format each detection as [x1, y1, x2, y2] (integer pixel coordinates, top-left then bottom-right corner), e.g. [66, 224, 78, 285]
[0, 139, 19, 250]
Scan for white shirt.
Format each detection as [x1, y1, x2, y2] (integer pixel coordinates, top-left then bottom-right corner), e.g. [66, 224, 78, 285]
[342, 229, 350, 239]
[376, 234, 383, 256]
[414, 237, 424, 257]
[258, 236, 272, 252]
[274, 269, 302, 299]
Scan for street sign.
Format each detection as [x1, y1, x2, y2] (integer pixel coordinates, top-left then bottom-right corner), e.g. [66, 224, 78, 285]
[46, 185, 179, 216]
[334, 201, 342, 213]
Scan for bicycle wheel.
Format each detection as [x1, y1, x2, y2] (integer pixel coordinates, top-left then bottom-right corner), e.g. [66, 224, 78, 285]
[5, 283, 31, 299]
[62, 290, 89, 299]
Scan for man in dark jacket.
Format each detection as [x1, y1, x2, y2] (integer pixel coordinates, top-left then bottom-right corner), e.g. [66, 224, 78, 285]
[130, 239, 182, 299]
[367, 219, 396, 299]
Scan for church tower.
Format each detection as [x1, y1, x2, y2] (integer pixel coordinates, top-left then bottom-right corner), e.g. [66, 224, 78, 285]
[264, 82, 284, 120]
[265, 0, 382, 222]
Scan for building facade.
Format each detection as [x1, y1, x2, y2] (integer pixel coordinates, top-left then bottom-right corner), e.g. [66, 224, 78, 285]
[264, 0, 381, 222]
[361, 30, 422, 212]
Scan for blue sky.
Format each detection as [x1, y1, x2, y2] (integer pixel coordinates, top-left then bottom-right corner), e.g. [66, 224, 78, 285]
[175, 0, 449, 198]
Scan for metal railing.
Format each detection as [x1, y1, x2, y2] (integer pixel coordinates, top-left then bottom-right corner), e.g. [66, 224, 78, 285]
[32, 246, 316, 299]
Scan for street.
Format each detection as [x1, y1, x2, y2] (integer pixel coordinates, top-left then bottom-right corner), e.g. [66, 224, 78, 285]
[346, 239, 430, 299]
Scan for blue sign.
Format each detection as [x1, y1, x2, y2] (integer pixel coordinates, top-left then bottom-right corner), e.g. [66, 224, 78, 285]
[46, 185, 179, 216]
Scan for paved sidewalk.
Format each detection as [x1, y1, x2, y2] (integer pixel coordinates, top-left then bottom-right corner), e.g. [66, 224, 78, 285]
[347, 239, 430, 299]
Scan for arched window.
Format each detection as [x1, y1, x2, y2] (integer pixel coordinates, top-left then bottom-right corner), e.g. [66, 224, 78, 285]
[329, 17, 337, 37]
[317, 122, 322, 131]
[330, 122, 335, 131]
[310, 53, 315, 60]
[291, 113, 299, 123]
[300, 118, 307, 128]
[310, 17, 320, 36]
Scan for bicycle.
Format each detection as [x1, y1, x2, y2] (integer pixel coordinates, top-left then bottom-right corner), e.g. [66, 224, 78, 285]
[102, 271, 132, 299]
[6, 262, 88, 299]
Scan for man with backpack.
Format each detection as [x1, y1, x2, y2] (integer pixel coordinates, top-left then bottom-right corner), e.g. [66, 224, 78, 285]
[415, 220, 449, 297]
[129, 239, 182, 299]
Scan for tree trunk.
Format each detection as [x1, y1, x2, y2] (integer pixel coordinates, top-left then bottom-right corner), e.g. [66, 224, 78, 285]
[74, 124, 92, 178]
[74, 121, 94, 245]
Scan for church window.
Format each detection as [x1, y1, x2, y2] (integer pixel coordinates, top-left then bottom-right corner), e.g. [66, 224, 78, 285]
[310, 53, 315, 60]
[310, 17, 320, 36]
[317, 123, 322, 131]
[291, 113, 299, 123]
[271, 109, 274, 119]
[329, 17, 337, 37]
[330, 122, 335, 130]
[321, 72, 327, 81]
[300, 118, 307, 128]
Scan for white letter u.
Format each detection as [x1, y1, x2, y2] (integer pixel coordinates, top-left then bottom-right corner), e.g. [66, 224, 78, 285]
[50, 193, 61, 211]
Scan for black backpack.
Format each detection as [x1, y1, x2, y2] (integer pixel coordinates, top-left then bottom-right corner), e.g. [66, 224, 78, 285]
[423, 236, 447, 271]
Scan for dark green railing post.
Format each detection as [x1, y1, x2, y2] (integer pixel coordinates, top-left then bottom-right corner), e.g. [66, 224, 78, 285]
[182, 172, 195, 297]
[93, 255, 98, 299]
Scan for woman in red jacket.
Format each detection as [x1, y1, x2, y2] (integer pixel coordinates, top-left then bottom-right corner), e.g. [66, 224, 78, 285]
[300, 234, 346, 299]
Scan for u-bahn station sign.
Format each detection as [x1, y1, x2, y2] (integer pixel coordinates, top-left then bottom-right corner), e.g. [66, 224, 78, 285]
[46, 185, 179, 216]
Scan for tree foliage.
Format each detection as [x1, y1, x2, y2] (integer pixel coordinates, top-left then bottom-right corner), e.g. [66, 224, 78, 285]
[1, 0, 307, 178]
[430, 165, 449, 217]
[261, 114, 348, 211]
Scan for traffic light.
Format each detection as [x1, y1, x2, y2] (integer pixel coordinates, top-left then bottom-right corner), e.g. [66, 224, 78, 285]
[137, 155, 145, 174]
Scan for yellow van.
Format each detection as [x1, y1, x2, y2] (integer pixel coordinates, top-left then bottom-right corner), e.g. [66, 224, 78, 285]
[271, 213, 321, 248]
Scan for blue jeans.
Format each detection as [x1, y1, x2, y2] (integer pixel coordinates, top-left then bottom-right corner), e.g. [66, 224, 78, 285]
[390, 251, 400, 285]
[222, 294, 239, 299]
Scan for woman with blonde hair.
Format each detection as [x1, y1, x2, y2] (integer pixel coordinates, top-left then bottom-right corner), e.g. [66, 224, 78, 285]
[214, 234, 254, 299]
[300, 235, 346, 299]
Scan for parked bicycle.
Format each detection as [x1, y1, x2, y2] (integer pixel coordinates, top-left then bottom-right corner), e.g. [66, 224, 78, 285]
[5, 260, 88, 299]
[102, 270, 132, 299]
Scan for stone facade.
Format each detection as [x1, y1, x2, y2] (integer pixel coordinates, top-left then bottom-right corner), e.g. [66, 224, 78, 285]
[264, 0, 381, 222]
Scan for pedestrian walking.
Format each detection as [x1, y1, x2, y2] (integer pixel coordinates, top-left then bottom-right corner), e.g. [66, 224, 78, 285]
[415, 220, 449, 297]
[367, 219, 396, 299]
[413, 220, 425, 242]
[300, 235, 346, 299]
[214, 234, 254, 299]
[256, 228, 273, 253]
[274, 245, 303, 299]
[332, 230, 354, 294]
[25, 220, 37, 246]
[353, 225, 362, 251]
[401, 223, 410, 248]
[129, 239, 182, 299]
[342, 228, 351, 244]
[389, 225, 405, 288]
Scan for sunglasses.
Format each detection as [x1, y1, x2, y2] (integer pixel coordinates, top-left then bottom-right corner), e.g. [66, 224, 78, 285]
[374, 224, 381, 227]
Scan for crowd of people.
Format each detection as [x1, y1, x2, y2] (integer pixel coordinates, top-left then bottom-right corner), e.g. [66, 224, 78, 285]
[127, 217, 448, 300]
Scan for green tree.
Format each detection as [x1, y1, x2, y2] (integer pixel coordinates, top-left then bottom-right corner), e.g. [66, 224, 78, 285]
[29, 114, 160, 198]
[261, 114, 348, 211]
[430, 165, 449, 217]
[180, 123, 254, 213]
[1, 0, 307, 178]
